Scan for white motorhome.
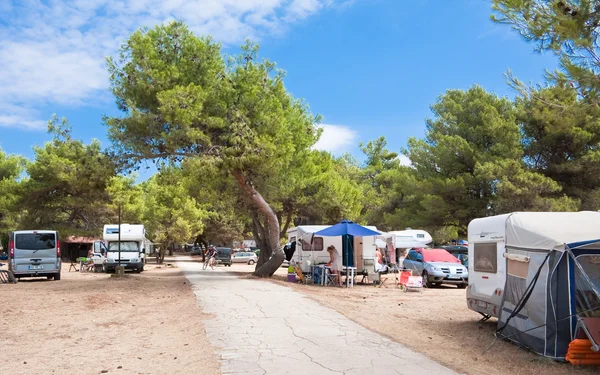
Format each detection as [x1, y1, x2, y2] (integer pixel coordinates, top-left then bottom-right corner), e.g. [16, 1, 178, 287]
[382, 229, 433, 263]
[101, 224, 151, 273]
[286, 225, 379, 273]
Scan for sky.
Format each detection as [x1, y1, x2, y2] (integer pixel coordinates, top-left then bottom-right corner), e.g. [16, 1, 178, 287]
[0, 0, 558, 177]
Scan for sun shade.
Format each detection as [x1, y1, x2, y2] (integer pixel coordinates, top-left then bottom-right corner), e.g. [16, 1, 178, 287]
[422, 249, 460, 263]
[314, 220, 380, 237]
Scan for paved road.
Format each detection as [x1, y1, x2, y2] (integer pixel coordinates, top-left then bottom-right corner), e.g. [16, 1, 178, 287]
[177, 259, 459, 375]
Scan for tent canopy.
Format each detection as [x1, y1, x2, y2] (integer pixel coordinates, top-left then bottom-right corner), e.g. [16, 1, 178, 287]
[314, 220, 380, 237]
[505, 211, 600, 251]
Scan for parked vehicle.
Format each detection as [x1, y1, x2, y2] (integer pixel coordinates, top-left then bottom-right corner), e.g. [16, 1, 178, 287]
[102, 224, 152, 273]
[215, 247, 232, 266]
[8, 230, 61, 280]
[441, 245, 468, 267]
[190, 246, 203, 256]
[403, 248, 468, 288]
[232, 251, 258, 265]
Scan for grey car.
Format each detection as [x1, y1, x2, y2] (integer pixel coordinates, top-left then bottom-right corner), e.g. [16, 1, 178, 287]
[403, 248, 468, 288]
[232, 252, 258, 265]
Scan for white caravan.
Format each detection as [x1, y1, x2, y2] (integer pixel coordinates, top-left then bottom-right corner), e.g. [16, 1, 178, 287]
[381, 229, 433, 263]
[101, 224, 151, 273]
[466, 214, 511, 318]
[287, 225, 379, 273]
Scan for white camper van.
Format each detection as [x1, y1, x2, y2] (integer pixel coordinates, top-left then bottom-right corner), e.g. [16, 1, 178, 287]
[286, 225, 378, 273]
[102, 224, 151, 273]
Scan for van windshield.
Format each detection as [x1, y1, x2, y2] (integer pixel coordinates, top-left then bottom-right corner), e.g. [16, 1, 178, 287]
[108, 241, 139, 252]
[15, 233, 56, 250]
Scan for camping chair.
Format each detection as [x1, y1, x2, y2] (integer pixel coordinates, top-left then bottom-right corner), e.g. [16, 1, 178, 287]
[0, 264, 17, 284]
[69, 261, 79, 272]
[361, 259, 377, 284]
[293, 262, 306, 284]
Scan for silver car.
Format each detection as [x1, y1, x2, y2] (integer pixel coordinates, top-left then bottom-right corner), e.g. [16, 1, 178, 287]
[232, 251, 258, 265]
[8, 230, 61, 280]
[403, 248, 468, 288]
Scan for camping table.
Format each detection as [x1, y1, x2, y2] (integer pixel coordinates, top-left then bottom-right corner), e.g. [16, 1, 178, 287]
[343, 266, 356, 287]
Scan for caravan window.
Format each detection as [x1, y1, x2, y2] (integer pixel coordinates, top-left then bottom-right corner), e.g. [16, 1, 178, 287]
[301, 237, 323, 251]
[474, 243, 497, 273]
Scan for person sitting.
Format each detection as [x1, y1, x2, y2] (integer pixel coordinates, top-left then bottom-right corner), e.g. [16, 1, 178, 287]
[326, 245, 343, 287]
[375, 248, 388, 273]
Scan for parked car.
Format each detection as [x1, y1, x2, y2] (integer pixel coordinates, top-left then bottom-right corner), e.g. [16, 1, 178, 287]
[190, 246, 203, 256]
[403, 248, 468, 288]
[232, 252, 258, 265]
[215, 247, 232, 267]
[440, 245, 469, 267]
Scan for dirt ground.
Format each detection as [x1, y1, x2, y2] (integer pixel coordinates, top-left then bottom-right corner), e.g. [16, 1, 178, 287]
[227, 263, 599, 375]
[0, 262, 220, 375]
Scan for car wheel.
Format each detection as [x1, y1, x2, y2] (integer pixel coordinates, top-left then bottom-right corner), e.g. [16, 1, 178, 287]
[248, 260, 255, 265]
[53, 272, 61, 281]
[422, 271, 433, 288]
[458, 283, 467, 289]
[47, 276, 53, 280]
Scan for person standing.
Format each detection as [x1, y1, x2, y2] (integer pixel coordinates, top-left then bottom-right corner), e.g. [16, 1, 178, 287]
[326, 245, 343, 287]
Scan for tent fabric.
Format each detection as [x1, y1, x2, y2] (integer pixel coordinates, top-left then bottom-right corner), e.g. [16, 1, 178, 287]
[314, 220, 380, 237]
[505, 211, 600, 252]
[497, 212, 600, 360]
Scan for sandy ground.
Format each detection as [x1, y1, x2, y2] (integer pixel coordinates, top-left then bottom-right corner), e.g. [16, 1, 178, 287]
[226, 263, 599, 375]
[0, 261, 220, 375]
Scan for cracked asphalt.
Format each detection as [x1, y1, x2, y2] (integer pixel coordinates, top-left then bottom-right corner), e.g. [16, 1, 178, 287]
[177, 259, 459, 375]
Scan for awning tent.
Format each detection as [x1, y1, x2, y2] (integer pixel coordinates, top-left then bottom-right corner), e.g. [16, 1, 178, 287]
[497, 211, 600, 360]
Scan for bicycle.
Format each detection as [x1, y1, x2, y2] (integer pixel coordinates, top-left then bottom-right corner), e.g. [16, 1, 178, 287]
[202, 255, 215, 270]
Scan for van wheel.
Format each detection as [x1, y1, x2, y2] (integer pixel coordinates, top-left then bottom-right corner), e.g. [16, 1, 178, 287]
[458, 283, 467, 289]
[53, 272, 61, 281]
[248, 260, 255, 265]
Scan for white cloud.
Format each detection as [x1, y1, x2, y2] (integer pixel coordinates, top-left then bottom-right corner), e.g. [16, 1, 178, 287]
[313, 124, 358, 154]
[398, 154, 412, 167]
[0, 0, 350, 130]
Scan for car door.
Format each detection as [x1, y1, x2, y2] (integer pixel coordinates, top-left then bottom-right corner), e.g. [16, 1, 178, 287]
[403, 250, 419, 272]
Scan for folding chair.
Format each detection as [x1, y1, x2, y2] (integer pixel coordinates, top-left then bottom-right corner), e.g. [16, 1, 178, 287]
[69, 262, 79, 272]
[293, 262, 306, 284]
[361, 259, 375, 284]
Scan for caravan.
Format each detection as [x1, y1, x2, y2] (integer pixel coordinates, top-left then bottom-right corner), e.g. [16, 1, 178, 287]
[467, 212, 600, 359]
[286, 225, 379, 274]
[101, 224, 152, 273]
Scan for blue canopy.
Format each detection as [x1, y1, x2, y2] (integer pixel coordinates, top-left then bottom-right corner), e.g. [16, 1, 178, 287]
[314, 220, 380, 237]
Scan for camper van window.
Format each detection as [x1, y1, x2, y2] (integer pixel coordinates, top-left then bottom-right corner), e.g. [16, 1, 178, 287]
[301, 237, 323, 251]
[474, 243, 497, 273]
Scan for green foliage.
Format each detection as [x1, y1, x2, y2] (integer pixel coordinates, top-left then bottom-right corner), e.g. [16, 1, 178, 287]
[492, 0, 600, 101]
[404, 85, 572, 235]
[142, 166, 207, 258]
[20, 116, 117, 237]
[0, 147, 26, 244]
[356, 137, 415, 231]
[105, 22, 318, 174]
[515, 84, 600, 209]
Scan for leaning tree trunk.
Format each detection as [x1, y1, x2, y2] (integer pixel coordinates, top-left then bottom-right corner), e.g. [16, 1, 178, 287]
[233, 170, 284, 277]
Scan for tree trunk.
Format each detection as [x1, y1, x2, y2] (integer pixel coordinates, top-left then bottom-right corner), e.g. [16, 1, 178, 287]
[232, 170, 283, 277]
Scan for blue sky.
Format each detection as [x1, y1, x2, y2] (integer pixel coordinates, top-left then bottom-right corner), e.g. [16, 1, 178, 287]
[0, 0, 557, 176]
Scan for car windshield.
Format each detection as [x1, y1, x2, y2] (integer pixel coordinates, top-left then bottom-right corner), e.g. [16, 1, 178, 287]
[108, 241, 139, 252]
[15, 233, 56, 250]
[423, 249, 460, 263]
